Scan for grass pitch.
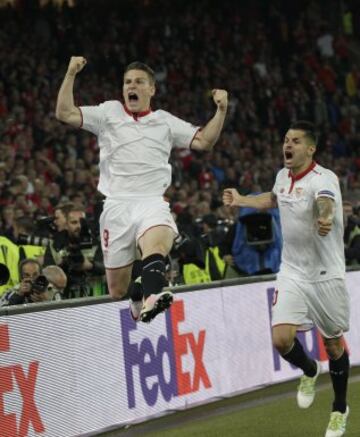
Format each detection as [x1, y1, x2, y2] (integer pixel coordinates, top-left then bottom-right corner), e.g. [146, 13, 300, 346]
[103, 368, 360, 437]
[146, 380, 360, 437]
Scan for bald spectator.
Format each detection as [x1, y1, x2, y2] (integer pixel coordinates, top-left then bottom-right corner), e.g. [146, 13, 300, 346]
[43, 265, 67, 301]
[0, 259, 64, 306]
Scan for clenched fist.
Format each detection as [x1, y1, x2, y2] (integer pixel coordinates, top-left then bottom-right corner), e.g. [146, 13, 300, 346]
[223, 188, 243, 207]
[317, 218, 332, 236]
[212, 89, 228, 112]
[67, 56, 87, 76]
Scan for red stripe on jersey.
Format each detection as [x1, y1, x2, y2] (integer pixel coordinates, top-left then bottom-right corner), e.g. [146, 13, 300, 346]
[288, 161, 317, 193]
[123, 103, 152, 120]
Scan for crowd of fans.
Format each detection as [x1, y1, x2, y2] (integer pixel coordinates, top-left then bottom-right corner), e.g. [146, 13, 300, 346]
[0, 0, 360, 301]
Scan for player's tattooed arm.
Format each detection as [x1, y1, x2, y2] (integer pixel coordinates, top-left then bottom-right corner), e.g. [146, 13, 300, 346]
[316, 196, 335, 236]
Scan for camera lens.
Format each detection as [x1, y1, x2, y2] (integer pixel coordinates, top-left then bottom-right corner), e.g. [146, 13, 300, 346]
[31, 275, 49, 294]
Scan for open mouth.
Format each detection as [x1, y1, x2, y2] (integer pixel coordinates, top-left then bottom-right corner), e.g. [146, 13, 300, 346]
[128, 92, 139, 102]
[284, 151, 293, 160]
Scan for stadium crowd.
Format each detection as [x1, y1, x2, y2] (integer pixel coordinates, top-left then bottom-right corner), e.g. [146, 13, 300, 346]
[0, 0, 360, 300]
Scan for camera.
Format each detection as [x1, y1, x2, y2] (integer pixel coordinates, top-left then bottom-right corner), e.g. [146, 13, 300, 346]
[61, 246, 85, 270]
[31, 275, 49, 294]
[60, 218, 94, 271]
[16, 216, 58, 247]
[171, 233, 206, 269]
[239, 213, 274, 246]
[17, 234, 51, 247]
[77, 218, 94, 250]
[0, 263, 10, 286]
[36, 216, 57, 236]
[23, 275, 49, 295]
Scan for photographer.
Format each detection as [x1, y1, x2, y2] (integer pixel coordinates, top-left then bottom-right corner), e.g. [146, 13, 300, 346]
[0, 235, 20, 295]
[54, 202, 75, 233]
[0, 259, 60, 306]
[174, 214, 227, 285]
[42, 265, 67, 301]
[343, 201, 360, 266]
[13, 216, 46, 262]
[199, 213, 226, 280]
[43, 206, 105, 298]
[13, 205, 74, 260]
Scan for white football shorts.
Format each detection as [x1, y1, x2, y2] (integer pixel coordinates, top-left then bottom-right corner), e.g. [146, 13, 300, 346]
[99, 197, 178, 268]
[272, 276, 350, 338]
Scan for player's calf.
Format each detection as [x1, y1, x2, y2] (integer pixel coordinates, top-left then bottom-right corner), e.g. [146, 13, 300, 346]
[128, 276, 144, 322]
[141, 253, 167, 295]
[140, 253, 173, 323]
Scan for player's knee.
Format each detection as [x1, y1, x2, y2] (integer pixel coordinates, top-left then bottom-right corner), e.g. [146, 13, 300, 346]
[323, 339, 343, 360]
[149, 243, 171, 256]
[108, 284, 128, 299]
[272, 333, 294, 355]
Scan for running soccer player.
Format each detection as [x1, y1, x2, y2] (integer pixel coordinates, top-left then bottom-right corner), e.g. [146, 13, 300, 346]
[56, 57, 228, 323]
[223, 121, 350, 437]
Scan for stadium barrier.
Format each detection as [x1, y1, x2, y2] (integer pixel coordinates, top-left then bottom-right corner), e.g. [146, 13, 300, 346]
[0, 270, 359, 437]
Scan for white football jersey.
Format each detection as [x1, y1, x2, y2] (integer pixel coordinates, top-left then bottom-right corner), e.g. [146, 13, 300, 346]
[272, 162, 345, 282]
[79, 101, 199, 198]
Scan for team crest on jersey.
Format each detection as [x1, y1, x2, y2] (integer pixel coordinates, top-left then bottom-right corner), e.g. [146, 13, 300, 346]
[280, 188, 285, 193]
[295, 187, 304, 198]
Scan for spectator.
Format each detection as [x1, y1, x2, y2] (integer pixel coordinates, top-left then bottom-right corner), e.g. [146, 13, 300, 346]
[0, 259, 59, 306]
[42, 265, 67, 301]
[0, 0, 359, 281]
[14, 216, 47, 262]
[343, 200, 360, 266]
[43, 206, 105, 298]
[53, 202, 75, 233]
[0, 234, 20, 295]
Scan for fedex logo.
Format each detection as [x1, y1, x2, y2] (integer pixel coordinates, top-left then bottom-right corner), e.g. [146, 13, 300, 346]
[0, 325, 45, 437]
[120, 300, 211, 408]
[267, 288, 348, 371]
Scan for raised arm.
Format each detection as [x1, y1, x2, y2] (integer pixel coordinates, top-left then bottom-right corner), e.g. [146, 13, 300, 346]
[316, 197, 335, 236]
[191, 89, 228, 151]
[223, 189, 277, 209]
[55, 56, 87, 128]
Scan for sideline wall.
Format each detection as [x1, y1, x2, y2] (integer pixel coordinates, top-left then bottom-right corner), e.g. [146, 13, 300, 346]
[1, 272, 359, 437]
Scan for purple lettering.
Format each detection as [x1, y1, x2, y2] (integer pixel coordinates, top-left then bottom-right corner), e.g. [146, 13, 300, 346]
[120, 308, 178, 408]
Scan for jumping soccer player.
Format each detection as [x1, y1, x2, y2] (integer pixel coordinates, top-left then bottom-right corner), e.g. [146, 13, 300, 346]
[56, 57, 228, 323]
[223, 121, 350, 437]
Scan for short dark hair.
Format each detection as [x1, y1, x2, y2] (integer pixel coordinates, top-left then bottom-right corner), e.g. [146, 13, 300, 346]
[65, 205, 85, 219]
[289, 121, 318, 146]
[124, 62, 155, 84]
[54, 202, 75, 216]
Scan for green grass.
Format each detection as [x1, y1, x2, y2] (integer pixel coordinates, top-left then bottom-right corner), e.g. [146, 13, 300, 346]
[101, 368, 360, 437]
[145, 380, 360, 437]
